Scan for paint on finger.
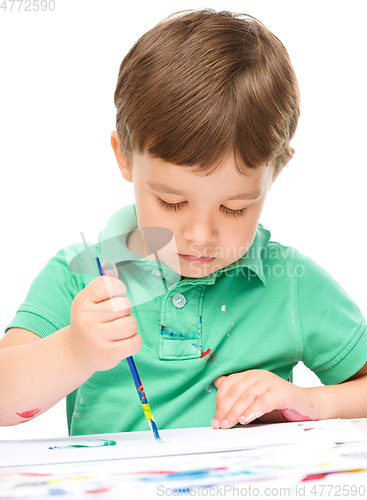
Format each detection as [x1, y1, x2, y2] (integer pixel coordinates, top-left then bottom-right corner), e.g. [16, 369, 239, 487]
[16, 409, 41, 419]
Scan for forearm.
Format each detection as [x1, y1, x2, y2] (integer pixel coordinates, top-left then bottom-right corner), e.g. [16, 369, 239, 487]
[0, 327, 94, 426]
[306, 375, 367, 420]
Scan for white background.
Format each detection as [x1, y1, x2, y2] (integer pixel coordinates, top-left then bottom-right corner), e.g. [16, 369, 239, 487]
[0, 0, 366, 440]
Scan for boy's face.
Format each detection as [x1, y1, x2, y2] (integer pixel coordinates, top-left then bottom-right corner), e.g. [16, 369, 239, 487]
[111, 132, 278, 279]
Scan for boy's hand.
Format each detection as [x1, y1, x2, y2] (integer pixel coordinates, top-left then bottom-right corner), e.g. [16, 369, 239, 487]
[211, 369, 320, 429]
[67, 276, 142, 374]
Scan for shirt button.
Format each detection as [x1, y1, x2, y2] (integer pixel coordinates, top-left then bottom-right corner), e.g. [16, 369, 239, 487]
[172, 293, 186, 308]
[151, 269, 165, 279]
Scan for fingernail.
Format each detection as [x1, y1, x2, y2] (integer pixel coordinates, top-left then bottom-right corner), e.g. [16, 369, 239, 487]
[221, 419, 229, 428]
[244, 411, 263, 424]
[211, 418, 220, 428]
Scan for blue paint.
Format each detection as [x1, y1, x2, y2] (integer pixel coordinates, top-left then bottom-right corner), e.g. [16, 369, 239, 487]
[161, 326, 196, 339]
[191, 342, 202, 350]
[141, 467, 253, 483]
[49, 488, 67, 495]
[151, 420, 165, 443]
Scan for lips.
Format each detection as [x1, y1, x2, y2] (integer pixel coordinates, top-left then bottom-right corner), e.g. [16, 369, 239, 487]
[178, 254, 216, 263]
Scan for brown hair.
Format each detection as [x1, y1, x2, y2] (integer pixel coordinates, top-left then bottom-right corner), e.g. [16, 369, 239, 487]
[114, 9, 300, 175]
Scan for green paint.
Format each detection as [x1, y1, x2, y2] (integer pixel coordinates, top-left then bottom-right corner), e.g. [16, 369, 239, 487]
[49, 439, 116, 450]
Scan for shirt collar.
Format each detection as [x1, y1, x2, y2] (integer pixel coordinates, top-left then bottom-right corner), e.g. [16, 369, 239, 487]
[97, 204, 271, 286]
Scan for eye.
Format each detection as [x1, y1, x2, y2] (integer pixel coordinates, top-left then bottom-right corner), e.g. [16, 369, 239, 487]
[220, 206, 248, 218]
[157, 198, 185, 211]
[157, 198, 248, 217]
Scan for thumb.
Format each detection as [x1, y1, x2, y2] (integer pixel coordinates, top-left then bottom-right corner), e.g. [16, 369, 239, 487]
[214, 375, 227, 389]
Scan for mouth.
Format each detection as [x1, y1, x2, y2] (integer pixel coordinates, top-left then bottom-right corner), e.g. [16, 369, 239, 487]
[178, 254, 216, 263]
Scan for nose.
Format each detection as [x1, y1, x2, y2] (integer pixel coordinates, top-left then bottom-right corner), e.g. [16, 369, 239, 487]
[181, 213, 217, 247]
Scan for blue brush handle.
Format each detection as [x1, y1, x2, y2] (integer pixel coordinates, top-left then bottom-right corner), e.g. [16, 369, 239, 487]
[94, 256, 163, 442]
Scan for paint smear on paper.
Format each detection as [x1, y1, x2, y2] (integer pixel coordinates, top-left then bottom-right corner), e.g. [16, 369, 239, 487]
[302, 469, 366, 481]
[16, 409, 41, 419]
[85, 486, 110, 493]
[221, 305, 234, 336]
[48, 439, 116, 450]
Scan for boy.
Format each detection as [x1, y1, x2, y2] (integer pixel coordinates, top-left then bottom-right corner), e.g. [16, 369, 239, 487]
[0, 9, 366, 435]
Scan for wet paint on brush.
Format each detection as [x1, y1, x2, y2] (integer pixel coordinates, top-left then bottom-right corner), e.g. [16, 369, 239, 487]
[137, 383, 146, 400]
[16, 409, 41, 419]
[221, 305, 234, 336]
[48, 439, 116, 450]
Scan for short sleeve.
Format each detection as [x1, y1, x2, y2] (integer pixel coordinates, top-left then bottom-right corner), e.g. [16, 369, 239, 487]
[5, 247, 83, 338]
[297, 253, 367, 384]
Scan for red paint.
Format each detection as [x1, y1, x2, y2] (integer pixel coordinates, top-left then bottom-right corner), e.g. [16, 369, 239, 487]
[19, 472, 51, 477]
[132, 470, 176, 475]
[85, 487, 110, 493]
[302, 473, 328, 481]
[16, 409, 41, 419]
[200, 348, 211, 359]
[302, 469, 364, 482]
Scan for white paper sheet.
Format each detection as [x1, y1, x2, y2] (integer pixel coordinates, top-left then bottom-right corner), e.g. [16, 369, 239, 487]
[1, 439, 367, 499]
[0, 419, 365, 468]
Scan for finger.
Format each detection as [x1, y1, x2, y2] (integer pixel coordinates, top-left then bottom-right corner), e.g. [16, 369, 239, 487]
[78, 296, 132, 324]
[238, 388, 279, 425]
[214, 375, 227, 389]
[213, 381, 263, 429]
[215, 373, 248, 408]
[101, 315, 138, 342]
[87, 276, 127, 303]
[101, 260, 118, 278]
[88, 296, 132, 320]
[106, 333, 143, 368]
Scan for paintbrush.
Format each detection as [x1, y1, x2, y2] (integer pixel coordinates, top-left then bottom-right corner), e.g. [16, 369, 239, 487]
[95, 255, 164, 443]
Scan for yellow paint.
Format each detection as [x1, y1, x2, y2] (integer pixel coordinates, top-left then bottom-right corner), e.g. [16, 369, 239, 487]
[142, 403, 153, 421]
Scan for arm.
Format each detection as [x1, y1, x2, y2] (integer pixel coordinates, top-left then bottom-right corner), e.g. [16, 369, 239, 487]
[211, 364, 367, 429]
[306, 363, 367, 420]
[0, 275, 141, 426]
[0, 327, 93, 425]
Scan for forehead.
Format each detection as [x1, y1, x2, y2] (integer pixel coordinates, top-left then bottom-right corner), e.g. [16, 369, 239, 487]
[134, 151, 271, 179]
[131, 151, 273, 201]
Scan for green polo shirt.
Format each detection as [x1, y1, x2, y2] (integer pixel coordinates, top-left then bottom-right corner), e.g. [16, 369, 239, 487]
[5, 204, 367, 436]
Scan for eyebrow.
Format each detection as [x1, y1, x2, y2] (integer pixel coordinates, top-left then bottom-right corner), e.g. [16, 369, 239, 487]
[146, 181, 263, 200]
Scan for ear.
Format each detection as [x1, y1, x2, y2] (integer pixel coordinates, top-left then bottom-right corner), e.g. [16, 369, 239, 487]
[110, 131, 133, 182]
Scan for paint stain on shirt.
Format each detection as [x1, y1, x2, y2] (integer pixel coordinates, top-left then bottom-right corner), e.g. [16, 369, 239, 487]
[200, 348, 211, 359]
